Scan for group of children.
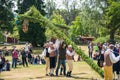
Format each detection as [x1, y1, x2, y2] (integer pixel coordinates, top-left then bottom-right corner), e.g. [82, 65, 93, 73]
[42, 39, 75, 77]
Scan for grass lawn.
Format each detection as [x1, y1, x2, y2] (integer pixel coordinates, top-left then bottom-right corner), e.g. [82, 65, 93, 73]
[0, 45, 103, 80]
[0, 61, 102, 80]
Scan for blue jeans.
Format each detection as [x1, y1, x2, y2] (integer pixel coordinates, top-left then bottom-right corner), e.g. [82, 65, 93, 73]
[12, 58, 18, 68]
[56, 59, 66, 76]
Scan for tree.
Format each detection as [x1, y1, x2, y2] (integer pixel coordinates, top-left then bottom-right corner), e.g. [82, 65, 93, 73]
[50, 11, 66, 25]
[17, 0, 46, 47]
[105, 0, 120, 42]
[0, 0, 14, 32]
[0, 31, 5, 42]
[46, 11, 67, 40]
[20, 6, 104, 77]
[45, 0, 56, 18]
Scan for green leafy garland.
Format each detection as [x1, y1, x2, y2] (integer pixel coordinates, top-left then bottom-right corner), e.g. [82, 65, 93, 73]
[20, 6, 104, 77]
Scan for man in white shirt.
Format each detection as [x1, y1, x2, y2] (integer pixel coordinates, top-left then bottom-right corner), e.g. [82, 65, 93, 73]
[104, 44, 120, 80]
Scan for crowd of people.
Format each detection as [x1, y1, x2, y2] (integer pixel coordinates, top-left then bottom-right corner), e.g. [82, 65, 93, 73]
[88, 42, 120, 80]
[42, 39, 75, 77]
[1, 37, 120, 80]
[0, 43, 46, 72]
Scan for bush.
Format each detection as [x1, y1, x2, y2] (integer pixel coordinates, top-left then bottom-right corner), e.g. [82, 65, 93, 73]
[94, 35, 120, 43]
[0, 32, 5, 42]
[115, 35, 120, 42]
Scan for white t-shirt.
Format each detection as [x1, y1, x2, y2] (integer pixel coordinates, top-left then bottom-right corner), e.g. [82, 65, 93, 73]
[25, 45, 29, 52]
[66, 50, 74, 56]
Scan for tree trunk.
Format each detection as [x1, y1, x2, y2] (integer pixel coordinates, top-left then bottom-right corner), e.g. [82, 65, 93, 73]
[109, 30, 115, 44]
[32, 42, 37, 47]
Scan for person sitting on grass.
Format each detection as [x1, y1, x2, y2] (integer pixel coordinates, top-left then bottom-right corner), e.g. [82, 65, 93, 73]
[2, 60, 10, 71]
[0, 56, 4, 72]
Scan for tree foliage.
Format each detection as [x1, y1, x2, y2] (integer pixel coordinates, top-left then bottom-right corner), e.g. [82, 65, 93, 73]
[17, 0, 46, 47]
[50, 11, 66, 26]
[45, 0, 56, 18]
[0, 0, 14, 32]
[105, 0, 120, 42]
[19, 6, 104, 77]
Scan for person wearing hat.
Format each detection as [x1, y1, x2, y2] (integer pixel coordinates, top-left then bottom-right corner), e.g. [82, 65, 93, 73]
[48, 42, 56, 76]
[66, 45, 74, 77]
[104, 43, 120, 80]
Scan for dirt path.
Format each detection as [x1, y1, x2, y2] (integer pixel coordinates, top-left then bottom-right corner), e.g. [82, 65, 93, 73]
[0, 61, 102, 80]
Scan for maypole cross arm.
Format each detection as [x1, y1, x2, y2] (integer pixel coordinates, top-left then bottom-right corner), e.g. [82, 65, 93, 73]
[19, 6, 104, 77]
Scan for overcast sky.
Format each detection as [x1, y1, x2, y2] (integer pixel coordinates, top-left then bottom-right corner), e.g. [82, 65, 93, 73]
[45, 0, 82, 9]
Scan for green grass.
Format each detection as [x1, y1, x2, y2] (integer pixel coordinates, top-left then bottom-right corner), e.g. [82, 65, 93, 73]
[0, 45, 103, 80]
[1, 62, 102, 80]
[0, 59, 102, 80]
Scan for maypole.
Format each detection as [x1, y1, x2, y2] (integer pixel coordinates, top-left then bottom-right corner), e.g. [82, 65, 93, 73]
[20, 6, 104, 77]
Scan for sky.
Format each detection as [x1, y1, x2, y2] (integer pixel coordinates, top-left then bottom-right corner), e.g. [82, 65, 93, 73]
[45, 0, 82, 9]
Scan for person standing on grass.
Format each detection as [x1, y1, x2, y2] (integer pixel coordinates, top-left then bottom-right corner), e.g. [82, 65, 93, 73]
[42, 43, 50, 76]
[48, 42, 56, 76]
[66, 45, 75, 77]
[56, 42, 67, 76]
[113, 46, 120, 79]
[21, 48, 28, 67]
[88, 42, 93, 58]
[24, 43, 29, 55]
[12, 48, 18, 68]
[104, 43, 120, 80]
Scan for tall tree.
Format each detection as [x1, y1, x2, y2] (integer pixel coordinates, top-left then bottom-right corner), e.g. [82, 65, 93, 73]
[105, 0, 120, 42]
[17, 0, 46, 47]
[0, 0, 14, 32]
[45, 0, 56, 18]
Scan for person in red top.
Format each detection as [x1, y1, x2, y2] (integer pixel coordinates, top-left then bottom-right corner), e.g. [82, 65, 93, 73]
[12, 49, 18, 68]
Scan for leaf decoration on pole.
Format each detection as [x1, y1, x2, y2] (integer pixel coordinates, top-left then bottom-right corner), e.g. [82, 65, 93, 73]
[22, 19, 29, 33]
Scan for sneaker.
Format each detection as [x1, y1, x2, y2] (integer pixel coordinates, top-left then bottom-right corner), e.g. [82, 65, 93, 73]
[60, 73, 62, 75]
[46, 74, 49, 76]
[50, 74, 54, 76]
